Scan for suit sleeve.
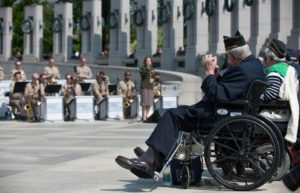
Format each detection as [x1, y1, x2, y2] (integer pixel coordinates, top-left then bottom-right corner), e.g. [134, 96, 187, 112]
[201, 66, 248, 103]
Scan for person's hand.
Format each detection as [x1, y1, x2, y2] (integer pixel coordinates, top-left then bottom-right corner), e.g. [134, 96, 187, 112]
[202, 54, 217, 76]
[149, 78, 154, 84]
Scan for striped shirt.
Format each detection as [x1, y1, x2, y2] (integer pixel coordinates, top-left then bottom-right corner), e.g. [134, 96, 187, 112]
[262, 73, 283, 102]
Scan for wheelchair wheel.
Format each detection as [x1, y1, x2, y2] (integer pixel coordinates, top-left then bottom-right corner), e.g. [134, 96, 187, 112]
[204, 115, 280, 191]
[180, 165, 190, 189]
[255, 143, 290, 181]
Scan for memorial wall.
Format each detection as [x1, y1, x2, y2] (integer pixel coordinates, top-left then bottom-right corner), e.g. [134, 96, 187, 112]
[0, 0, 298, 74]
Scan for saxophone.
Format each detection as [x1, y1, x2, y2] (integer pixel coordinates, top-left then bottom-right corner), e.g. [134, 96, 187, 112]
[24, 87, 34, 120]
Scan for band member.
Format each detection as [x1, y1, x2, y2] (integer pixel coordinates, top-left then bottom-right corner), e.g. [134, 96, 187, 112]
[0, 66, 4, 81]
[9, 72, 24, 120]
[61, 74, 81, 121]
[43, 58, 60, 84]
[92, 71, 109, 119]
[117, 71, 137, 118]
[75, 57, 93, 81]
[24, 73, 45, 122]
[140, 56, 155, 121]
[10, 61, 27, 81]
[153, 72, 161, 98]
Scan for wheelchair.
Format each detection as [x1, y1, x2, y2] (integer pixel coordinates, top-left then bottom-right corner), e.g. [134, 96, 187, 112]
[153, 79, 299, 191]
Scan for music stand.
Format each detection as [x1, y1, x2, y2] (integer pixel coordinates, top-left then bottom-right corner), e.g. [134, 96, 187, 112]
[108, 84, 117, 95]
[13, 82, 29, 93]
[73, 66, 77, 73]
[45, 84, 62, 94]
[79, 83, 91, 92]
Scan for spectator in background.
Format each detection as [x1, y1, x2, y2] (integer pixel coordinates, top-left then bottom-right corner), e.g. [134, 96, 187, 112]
[10, 61, 26, 81]
[140, 56, 155, 121]
[43, 58, 60, 85]
[176, 46, 185, 56]
[75, 57, 93, 82]
[0, 66, 4, 81]
[152, 47, 162, 57]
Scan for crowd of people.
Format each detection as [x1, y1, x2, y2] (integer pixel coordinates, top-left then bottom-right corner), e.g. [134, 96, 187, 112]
[0, 56, 162, 122]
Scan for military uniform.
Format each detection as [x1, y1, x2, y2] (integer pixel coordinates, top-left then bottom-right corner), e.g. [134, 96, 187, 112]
[9, 81, 24, 118]
[24, 82, 45, 121]
[0, 66, 4, 80]
[117, 80, 136, 98]
[76, 65, 92, 81]
[92, 80, 109, 103]
[61, 82, 81, 120]
[43, 66, 60, 84]
[11, 69, 26, 81]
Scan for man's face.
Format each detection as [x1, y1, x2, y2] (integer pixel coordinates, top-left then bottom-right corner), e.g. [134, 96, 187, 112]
[66, 75, 72, 83]
[15, 62, 21, 69]
[15, 74, 22, 81]
[49, 59, 55, 67]
[226, 53, 239, 67]
[125, 73, 131, 81]
[32, 75, 39, 84]
[81, 58, 87, 66]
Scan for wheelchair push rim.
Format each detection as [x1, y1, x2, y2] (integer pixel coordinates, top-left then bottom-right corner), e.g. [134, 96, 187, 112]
[204, 115, 280, 191]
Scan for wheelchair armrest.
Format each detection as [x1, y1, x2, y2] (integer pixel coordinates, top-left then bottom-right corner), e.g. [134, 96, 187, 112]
[216, 100, 250, 108]
[260, 100, 290, 110]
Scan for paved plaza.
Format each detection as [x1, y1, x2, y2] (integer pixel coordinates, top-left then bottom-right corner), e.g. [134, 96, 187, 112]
[0, 120, 292, 193]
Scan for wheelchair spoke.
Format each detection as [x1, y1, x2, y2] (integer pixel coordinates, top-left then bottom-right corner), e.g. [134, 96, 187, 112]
[226, 125, 241, 151]
[247, 157, 266, 175]
[214, 141, 239, 153]
[224, 160, 239, 179]
[243, 164, 248, 187]
[248, 134, 266, 150]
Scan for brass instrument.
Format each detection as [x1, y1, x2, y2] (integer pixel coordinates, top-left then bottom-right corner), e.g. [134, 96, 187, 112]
[48, 74, 57, 85]
[24, 89, 34, 121]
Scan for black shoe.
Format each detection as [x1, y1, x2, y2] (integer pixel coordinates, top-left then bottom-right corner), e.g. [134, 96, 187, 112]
[130, 161, 155, 179]
[134, 147, 145, 157]
[115, 155, 139, 170]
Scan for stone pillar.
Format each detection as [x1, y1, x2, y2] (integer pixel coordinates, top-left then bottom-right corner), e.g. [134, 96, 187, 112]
[185, 0, 209, 72]
[53, 2, 73, 62]
[231, 0, 251, 41]
[22, 5, 43, 62]
[108, 0, 130, 66]
[135, 0, 157, 66]
[209, 0, 231, 54]
[287, 0, 300, 50]
[248, 0, 272, 57]
[160, 0, 184, 70]
[0, 7, 12, 62]
[81, 0, 102, 64]
[270, 0, 293, 43]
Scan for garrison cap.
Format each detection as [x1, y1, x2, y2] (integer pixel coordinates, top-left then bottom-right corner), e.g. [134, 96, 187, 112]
[223, 30, 247, 51]
[268, 39, 287, 59]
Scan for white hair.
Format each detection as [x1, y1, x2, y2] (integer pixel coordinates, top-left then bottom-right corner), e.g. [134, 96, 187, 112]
[226, 44, 252, 60]
[264, 47, 286, 62]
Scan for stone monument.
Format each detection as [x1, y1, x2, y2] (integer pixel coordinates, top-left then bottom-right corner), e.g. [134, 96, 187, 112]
[0, 7, 12, 62]
[22, 5, 43, 62]
[52, 2, 73, 62]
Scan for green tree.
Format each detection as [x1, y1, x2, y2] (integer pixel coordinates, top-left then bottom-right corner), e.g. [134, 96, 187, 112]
[0, 0, 16, 6]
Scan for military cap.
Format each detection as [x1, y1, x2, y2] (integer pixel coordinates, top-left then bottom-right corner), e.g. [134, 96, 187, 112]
[268, 39, 287, 59]
[223, 30, 246, 51]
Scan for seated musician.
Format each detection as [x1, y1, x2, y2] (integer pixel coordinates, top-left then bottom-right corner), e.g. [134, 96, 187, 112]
[24, 73, 46, 122]
[9, 72, 24, 120]
[10, 61, 27, 81]
[115, 31, 266, 179]
[75, 57, 93, 82]
[117, 71, 137, 119]
[43, 58, 60, 85]
[61, 74, 81, 121]
[92, 71, 109, 119]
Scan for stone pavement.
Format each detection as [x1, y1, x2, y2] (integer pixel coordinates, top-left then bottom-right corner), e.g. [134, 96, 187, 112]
[0, 120, 291, 193]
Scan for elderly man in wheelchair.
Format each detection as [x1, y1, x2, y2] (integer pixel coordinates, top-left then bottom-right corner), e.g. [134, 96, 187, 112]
[115, 33, 300, 191]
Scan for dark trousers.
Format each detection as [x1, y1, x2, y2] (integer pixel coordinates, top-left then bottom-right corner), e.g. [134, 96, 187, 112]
[64, 99, 76, 119]
[145, 102, 212, 156]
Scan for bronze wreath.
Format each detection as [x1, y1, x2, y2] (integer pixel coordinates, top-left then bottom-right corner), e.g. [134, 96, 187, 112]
[205, 0, 216, 17]
[183, 1, 195, 21]
[21, 18, 34, 34]
[224, 0, 235, 12]
[51, 17, 63, 33]
[158, 4, 171, 26]
[80, 14, 91, 31]
[133, 7, 145, 27]
[108, 11, 118, 29]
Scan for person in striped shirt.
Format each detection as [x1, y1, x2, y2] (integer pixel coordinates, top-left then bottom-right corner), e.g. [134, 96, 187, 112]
[261, 39, 289, 102]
